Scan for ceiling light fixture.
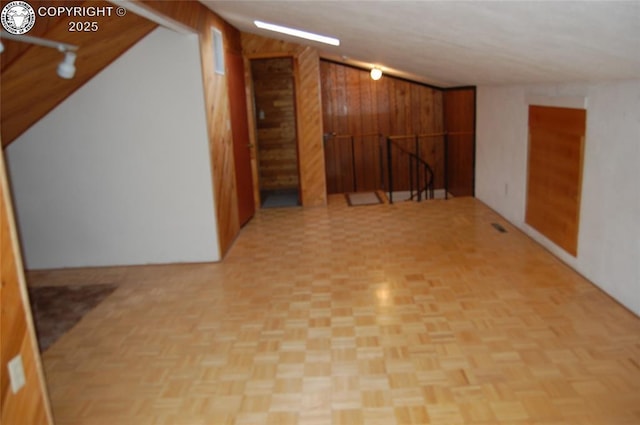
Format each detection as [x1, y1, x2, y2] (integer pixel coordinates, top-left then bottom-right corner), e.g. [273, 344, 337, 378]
[0, 30, 79, 79]
[254, 20, 340, 46]
[370, 67, 383, 81]
[57, 51, 77, 79]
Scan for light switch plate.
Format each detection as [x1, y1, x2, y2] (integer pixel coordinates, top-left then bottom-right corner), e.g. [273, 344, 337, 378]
[8, 355, 26, 393]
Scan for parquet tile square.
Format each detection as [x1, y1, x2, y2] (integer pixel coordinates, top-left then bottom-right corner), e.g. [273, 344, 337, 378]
[34, 197, 640, 424]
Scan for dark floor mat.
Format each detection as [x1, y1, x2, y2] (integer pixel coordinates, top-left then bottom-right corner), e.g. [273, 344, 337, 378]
[262, 189, 300, 208]
[346, 191, 383, 206]
[28, 284, 118, 352]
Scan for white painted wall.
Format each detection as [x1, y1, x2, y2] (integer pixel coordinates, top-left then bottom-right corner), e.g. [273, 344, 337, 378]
[476, 80, 640, 315]
[6, 27, 220, 269]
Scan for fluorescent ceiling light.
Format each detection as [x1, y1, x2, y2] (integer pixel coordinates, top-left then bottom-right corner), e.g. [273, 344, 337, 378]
[254, 20, 339, 46]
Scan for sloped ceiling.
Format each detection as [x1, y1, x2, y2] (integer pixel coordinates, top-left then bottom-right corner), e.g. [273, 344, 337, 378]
[201, 0, 640, 87]
[0, 0, 157, 147]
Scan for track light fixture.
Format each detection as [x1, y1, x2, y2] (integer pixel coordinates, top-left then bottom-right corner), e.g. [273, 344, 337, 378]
[57, 51, 76, 79]
[0, 31, 79, 79]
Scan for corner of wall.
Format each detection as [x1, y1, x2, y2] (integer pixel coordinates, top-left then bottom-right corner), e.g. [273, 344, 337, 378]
[476, 80, 640, 316]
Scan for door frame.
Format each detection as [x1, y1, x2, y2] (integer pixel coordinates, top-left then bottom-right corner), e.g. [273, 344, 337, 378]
[225, 49, 256, 226]
[245, 54, 302, 207]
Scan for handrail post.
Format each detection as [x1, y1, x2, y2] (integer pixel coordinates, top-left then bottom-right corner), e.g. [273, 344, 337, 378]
[378, 134, 384, 191]
[387, 137, 393, 204]
[418, 157, 423, 201]
[424, 163, 427, 200]
[427, 164, 431, 200]
[444, 133, 449, 200]
[424, 160, 428, 200]
[415, 135, 420, 202]
[409, 154, 414, 200]
[350, 136, 357, 192]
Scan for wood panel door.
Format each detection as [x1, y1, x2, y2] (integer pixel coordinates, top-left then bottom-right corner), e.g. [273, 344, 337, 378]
[526, 105, 586, 256]
[226, 51, 255, 226]
[444, 88, 476, 197]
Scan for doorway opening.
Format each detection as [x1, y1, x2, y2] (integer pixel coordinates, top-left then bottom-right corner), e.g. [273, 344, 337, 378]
[250, 57, 301, 208]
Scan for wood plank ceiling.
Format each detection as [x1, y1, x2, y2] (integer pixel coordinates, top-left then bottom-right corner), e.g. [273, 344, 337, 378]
[202, 1, 640, 87]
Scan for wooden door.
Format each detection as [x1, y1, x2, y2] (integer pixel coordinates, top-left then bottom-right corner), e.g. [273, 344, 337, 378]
[226, 51, 255, 226]
[526, 105, 586, 256]
[444, 88, 476, 197]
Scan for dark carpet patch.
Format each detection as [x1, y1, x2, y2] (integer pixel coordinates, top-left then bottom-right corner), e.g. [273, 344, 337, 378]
[28, 284, 118, 352]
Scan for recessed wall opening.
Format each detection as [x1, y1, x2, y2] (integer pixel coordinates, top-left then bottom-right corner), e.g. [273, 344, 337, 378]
[250, 57, 301, 208]
[525, 105, 586, 256]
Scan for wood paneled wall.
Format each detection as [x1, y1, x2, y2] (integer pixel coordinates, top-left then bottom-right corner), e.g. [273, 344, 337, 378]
[526, 105, 586, 256]
[251, 58, 299, 191]
[141, 0, 245, 256]
[1, 150, 53, 425]
[242, 33, 327, 206]
[444, 88, 476, 197]
[1, 0, 157, 147]
[320, 61, 444, 193]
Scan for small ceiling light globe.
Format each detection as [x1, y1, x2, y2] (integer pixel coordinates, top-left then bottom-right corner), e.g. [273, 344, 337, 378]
[370, 67, 382, 81]
[57, 51, 76, 79]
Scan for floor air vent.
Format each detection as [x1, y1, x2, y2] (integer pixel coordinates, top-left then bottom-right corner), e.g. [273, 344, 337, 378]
[491, 223, 507, 233]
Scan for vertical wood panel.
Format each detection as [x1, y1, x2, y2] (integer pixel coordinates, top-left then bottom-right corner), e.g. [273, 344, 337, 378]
[398, 80, 410, 135]
[526, 105, 586, 256]
[444, 88, 476, 197]
[295, 47, 327, 206]
[320, 61, 444, 194]
[347, 67, 363, 191]
[359, 72, 379, 191]
[320, 61, 339, 193]
[242, 34, 327, 206]
[333, 63, 352, 193]
[1, 150, 53, 425]
[411, 84, 422, 132]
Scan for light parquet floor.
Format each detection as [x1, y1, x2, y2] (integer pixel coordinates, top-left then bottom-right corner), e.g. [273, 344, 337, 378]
[37, 197, 640, 424]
